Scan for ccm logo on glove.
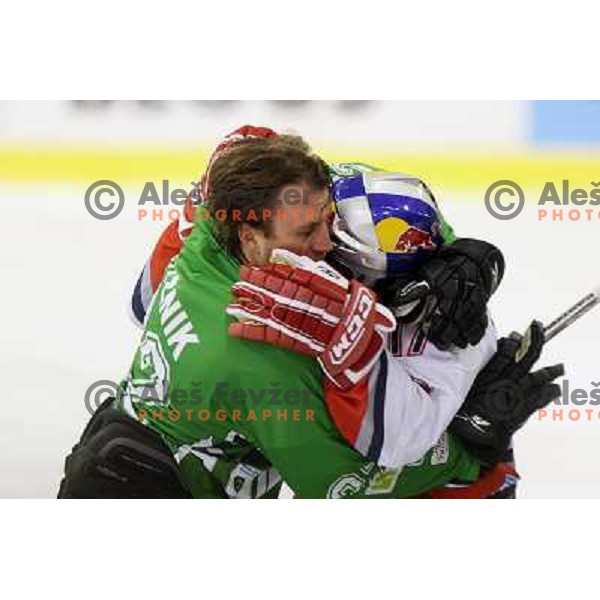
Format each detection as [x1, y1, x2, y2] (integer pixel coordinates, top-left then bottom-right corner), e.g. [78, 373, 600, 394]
[329, 287, 375, 364]
[227, 250, 395, 389]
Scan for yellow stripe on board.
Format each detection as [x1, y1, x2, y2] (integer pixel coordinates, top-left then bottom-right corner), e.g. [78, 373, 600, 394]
[0, 146, 598, 195]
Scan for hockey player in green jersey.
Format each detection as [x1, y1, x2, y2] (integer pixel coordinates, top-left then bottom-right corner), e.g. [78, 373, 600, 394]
[58, 133, 563, 499]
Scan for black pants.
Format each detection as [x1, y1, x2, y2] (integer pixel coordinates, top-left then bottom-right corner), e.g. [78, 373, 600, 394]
[58, 398, 191, 498]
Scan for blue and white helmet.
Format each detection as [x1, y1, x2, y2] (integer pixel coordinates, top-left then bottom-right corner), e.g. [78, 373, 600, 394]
[331, 171, 444, 284]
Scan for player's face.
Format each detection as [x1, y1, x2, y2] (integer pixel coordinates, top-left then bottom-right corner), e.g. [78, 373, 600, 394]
[243, 184, 334, 265]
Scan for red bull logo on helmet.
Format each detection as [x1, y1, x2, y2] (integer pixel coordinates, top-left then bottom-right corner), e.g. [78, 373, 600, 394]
[374, 217, 435, 254]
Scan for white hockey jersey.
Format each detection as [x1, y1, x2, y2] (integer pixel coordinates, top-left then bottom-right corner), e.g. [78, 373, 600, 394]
[325, 318, 497, 469]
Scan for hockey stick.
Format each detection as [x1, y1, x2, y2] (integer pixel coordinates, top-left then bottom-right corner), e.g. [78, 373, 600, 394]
[543, 285, 600, 343]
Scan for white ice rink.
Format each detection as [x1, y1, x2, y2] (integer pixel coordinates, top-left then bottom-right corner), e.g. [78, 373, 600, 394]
[2, 183, 599, 498]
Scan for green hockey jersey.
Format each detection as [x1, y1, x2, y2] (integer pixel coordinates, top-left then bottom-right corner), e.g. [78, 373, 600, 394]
[117, 216, 481, 498]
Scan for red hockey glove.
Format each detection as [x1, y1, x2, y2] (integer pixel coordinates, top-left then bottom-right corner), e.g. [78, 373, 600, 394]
[227, 250, 396, 389]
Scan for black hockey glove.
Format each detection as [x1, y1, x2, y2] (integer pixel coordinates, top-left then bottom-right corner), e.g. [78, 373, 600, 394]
[449, 320, 564, 466]
[377, 238, 505, 350]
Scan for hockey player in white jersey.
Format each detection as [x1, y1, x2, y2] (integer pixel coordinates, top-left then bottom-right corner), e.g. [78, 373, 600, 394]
[328, 170, 563, 494]
[227, 168, 563, 496]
